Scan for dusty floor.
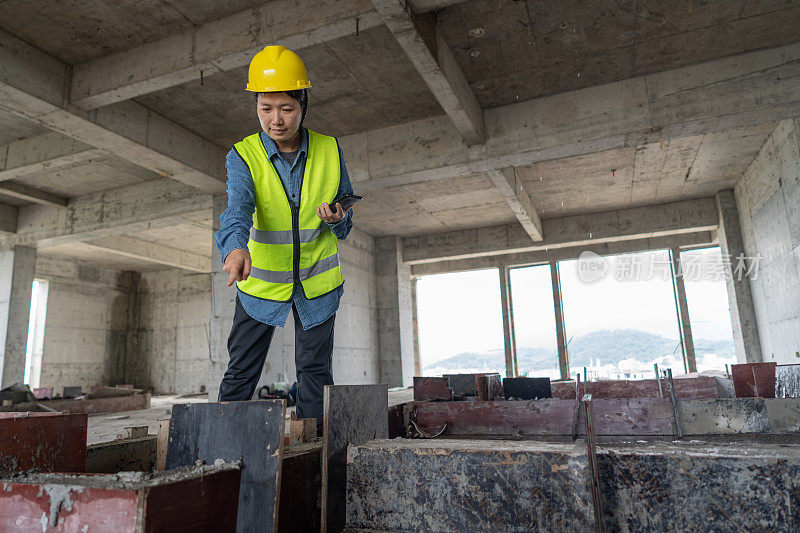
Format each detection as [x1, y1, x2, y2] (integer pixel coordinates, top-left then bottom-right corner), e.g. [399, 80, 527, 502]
[87, 387, 414, 445]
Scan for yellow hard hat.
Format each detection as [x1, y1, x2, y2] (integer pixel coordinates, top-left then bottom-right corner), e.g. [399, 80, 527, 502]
[246, 45, 311, 92]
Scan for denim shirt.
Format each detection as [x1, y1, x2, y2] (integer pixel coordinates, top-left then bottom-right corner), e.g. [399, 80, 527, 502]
[214, 127, 354, 329]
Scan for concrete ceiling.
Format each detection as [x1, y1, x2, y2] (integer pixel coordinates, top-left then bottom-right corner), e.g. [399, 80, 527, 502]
[11, 156, 159, 197]
[134, 25, 443, 146]
[0, 109, 47, 145]
[0, 0, 266, 64]
[439, 0, 800, 109]
[1, 0, 799, 271]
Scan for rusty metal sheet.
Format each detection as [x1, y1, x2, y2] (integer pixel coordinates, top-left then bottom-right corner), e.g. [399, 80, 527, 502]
[0, 412, 87, 474]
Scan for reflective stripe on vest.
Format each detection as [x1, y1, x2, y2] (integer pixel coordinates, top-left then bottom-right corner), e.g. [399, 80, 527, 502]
[233, 130, 344, 301]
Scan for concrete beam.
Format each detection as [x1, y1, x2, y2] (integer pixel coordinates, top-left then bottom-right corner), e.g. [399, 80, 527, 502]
[486, 167, 542, 241]
[2, 179, 211, 249]
[716, 189, 763, 363]
[81, 236, 210, 273]
[0, 132, 105, 182]
[0, 29, 226, 193]
[350, 42, 800, 192]
[0, 204, 17, 234]
[371, 0, 484, 145]
[71, 0, 468, 110]
[410, 231, 715, 276]
[403, 198, 719, 264]
[0, 182, 67, 207]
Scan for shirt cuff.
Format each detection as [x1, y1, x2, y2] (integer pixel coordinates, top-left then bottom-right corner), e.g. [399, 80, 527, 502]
[326, 215, 350, 239]
[220, 245, 248, 266]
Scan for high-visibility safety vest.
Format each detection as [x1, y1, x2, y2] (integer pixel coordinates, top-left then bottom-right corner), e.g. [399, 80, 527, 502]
[233, 130, 344, 302]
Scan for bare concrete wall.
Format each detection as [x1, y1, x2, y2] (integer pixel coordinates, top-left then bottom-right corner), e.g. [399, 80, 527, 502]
[135, 270, 210, 394]
[736, 119, 800, 363]
[35, 256, 133, 391]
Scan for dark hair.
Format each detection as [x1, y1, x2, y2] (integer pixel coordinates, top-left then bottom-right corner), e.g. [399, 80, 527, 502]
[254, 89, 308, 124]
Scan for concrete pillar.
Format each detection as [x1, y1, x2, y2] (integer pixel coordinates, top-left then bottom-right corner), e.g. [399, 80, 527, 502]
[208, 194, 237, 400]
[716, 189, 763, 363]
[498, 266, 518, 377]
[0, 245, 36, 387]
[375, 237, 414, 388]
[550, 261, 570, 380]
[411, 277, 421, 377]
[669, 247, 697, 373]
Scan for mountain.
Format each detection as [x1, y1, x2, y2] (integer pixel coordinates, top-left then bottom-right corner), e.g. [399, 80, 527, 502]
[422, 329, 734, 374]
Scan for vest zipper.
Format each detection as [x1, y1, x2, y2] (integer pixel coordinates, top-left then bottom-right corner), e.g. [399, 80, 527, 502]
[291, 202, 300, 285]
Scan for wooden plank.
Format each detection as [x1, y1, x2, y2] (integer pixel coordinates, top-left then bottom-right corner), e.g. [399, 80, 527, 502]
[503, 377, 552, 400]
[443, 373, 501, 397]
[156, 418, 169, 471]
[0, 393, 150, 414]
[86, 435, 156, 473]
[280, 442, 322, 533]
[413, 377, 453, 401]
[322, 385, 388, 533]
[165, 401, 286, 533]
[412, 399, 676, 437]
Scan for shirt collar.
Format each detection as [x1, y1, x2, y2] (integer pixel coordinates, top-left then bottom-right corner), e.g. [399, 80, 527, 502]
[259, 127, 308, 160]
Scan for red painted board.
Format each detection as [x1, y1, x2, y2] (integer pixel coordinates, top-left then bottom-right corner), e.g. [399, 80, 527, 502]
[0, 412, 87, 474]
[551, 376, 720, 399]
[0, 483, 137, 532]
[413, 377, 453, 401]
[412, 398, 675, 437]
[0, 467, 241, 532]
[732, 363, 777, 397]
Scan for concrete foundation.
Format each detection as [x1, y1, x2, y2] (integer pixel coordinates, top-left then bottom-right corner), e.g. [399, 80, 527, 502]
[347, 438, 800, 532]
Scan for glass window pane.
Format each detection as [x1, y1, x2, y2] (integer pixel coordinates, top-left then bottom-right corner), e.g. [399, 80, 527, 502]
[417, 269, 505, 375]
[509, 264, 560, 379]
[559, 250, 684, 379]
[680, 247, 736, 372]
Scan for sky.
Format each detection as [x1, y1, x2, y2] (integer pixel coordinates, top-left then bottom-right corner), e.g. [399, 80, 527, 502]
[416, 247, 735, 366]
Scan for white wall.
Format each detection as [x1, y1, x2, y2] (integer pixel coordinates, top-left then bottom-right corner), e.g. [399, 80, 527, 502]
[136, 270, 211, 394]
[736, 118, 800, 363]
[35, 256, 132, 391]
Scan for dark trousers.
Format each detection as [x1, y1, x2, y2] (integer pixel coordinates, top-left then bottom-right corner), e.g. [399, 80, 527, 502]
[218, 296, 335, 435]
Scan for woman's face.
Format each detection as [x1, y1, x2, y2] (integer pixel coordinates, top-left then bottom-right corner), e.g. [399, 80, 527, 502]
[256, 92, 302, 144]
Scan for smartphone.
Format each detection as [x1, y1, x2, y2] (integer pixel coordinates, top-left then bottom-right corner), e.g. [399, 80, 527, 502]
[329, 193, 363, 213]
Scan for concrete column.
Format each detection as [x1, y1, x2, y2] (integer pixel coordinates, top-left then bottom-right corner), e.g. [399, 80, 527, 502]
[550, 261, 570, 380]
[716, 189, 763, 363]
[411, 277, 421, 377]
[376, 237, 414, 388]
[208, 194, 237, 400]
[0, 245, 36, 387]
[498, 266, 518, 377]
[670, 247, 697, 373]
